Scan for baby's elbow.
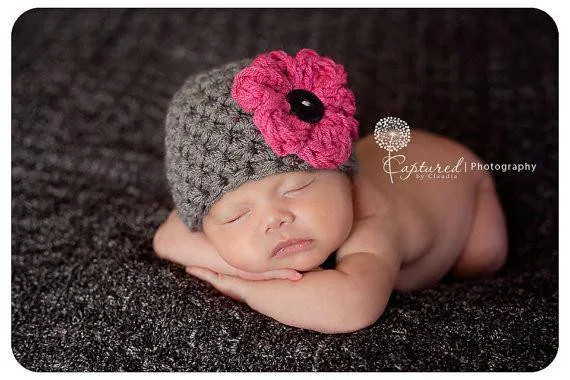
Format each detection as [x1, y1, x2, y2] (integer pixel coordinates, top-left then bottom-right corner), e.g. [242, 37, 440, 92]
[318, 298, 387, 334]
[333, 282, 390, 333]
[340, 306, 385, 334]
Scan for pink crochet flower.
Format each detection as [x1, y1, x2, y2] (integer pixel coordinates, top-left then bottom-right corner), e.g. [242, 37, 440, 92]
[231, 49, 359, 169]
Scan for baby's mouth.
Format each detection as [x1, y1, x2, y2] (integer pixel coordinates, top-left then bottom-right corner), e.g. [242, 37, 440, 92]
[271, 238, 314, 258]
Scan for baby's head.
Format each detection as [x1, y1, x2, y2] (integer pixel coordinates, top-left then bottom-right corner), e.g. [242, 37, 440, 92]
[165, 49, 360, 272]
[202, 169, 353, 272]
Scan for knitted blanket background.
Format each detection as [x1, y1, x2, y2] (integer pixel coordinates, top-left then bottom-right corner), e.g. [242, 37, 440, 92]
[12, 9, 557, 371]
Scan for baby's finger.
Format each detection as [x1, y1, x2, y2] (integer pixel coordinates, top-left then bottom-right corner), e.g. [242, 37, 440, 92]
[186, 266, 248, 303]
[236, 268, 302, 281]
[264, 269, 303, 281]
[234, 270, 265, 281]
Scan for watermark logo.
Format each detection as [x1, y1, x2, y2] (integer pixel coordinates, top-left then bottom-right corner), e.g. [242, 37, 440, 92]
[373, 116, 536, 183]
[374, 117, 412, 183]
[373, 116, 411, 153]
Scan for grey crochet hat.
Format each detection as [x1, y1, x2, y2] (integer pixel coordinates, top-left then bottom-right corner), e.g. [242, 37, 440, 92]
[165, 56, 359, 232]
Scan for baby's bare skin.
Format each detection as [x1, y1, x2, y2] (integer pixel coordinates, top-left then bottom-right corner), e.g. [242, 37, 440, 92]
[355, 129, 508, 290]
[154, 129, 508, 332]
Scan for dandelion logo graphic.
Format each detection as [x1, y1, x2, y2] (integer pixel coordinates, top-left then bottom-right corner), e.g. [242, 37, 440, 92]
[374, 117, 411, 183]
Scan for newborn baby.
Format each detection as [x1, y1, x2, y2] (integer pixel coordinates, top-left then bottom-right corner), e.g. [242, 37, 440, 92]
[153, 49, 508, 333]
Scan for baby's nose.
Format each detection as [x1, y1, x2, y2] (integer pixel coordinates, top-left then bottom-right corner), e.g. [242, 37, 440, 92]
[265, 209, 294, 233]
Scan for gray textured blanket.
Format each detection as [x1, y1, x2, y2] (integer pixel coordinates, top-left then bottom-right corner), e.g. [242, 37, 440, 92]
[11, 9, 557, 371]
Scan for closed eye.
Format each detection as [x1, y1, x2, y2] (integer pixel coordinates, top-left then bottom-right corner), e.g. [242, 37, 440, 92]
[285, 179, 314, 195]
[226, 211, 249, 224]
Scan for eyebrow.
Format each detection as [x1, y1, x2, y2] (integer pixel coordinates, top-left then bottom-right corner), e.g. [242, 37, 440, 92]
[214, 204, 248, 218]
[210, 194, 255, 222]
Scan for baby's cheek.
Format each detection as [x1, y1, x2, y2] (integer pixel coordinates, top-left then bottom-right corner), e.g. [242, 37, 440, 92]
[310, 200, 353, 246]
[218, 244, 268, 273]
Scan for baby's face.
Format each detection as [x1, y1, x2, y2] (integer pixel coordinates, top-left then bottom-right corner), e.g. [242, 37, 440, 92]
[202, 170, 354, 272]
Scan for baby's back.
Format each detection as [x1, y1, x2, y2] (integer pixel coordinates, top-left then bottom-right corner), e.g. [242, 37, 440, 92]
[355, 129, 486, 276]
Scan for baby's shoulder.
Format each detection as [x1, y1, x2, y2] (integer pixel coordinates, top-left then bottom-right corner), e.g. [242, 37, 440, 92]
[337, 176, 400, 263]
[351, 170, 392, 220]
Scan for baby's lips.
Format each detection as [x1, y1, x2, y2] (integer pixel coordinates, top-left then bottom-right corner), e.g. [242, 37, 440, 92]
[271, 238, 315, 258]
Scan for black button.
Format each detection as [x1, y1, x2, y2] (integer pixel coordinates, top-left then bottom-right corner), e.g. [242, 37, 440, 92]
[286, 89, 325, 123]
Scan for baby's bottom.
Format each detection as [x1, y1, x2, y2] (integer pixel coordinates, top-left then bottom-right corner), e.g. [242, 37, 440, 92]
[395, 172, 508, 290]
[449, 173, 508, 278]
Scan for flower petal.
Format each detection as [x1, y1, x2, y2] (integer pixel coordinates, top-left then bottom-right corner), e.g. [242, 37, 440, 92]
[232, 66, 292, 113]
[296, 111, 354, 168]
[292, 49, 348, 92]
[316, 59, 348, 87]
[313, 86, 356, 116]
[252, 50, 297, 81]
[253, 105, 312, 157]
[290, 49, 321, 90]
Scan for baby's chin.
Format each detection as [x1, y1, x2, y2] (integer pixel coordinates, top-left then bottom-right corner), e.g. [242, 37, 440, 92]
[222, 245, 335, 273]
[269, 248, 333, 272]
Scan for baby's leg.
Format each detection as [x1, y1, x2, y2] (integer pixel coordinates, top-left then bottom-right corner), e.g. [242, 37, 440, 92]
[450, 173, 508, 278]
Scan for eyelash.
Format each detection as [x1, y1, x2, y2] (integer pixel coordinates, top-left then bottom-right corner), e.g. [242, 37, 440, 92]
[226, 210, 249, 224]
[285, 180, 313, 195]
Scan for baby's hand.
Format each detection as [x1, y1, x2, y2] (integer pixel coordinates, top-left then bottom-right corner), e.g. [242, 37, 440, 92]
[186, 266, 250, 302]
[185, 266, 300, 303]
[186, 266, 302, 304]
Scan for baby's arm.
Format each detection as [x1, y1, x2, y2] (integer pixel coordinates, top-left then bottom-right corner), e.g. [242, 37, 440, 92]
[153, 210, 302, 281]
[188, 214, 402, 333]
